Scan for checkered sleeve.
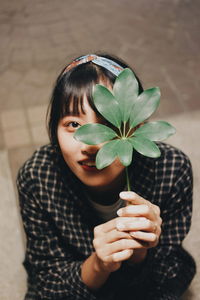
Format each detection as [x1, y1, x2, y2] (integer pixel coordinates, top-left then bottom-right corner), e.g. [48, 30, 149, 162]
[146, 147, 196, 299]
[17, 166, 96, 300]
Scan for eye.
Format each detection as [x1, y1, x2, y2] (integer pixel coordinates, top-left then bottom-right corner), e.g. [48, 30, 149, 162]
[68, 121, 80, 128]
[64, 121, 81, 132]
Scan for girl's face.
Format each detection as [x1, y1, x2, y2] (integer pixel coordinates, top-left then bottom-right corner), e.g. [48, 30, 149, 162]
[57, 96, 125, 193]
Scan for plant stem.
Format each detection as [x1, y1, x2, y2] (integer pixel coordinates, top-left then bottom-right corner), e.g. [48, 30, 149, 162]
[125, 167, 131, 191]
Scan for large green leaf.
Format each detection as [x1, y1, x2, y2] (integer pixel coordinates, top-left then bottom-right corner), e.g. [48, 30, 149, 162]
[74, 123, 117, 145]
[128, 136, 161, 158]
[133, 121, 176, 141]
[96, 140, 120, 169]
[117, 139, 133, 166]
[113, 68, 139, 122]
[93, 84, 122, 128]
[129, 87, 161, 128]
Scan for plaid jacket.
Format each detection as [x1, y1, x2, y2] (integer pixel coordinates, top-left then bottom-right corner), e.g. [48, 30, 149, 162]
[16, 143, 196, 300]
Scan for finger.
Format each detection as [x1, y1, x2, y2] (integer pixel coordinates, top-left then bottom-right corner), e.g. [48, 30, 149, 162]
[104, 229, 132, 243]
[112, 249, 134, 262]
[116, 218, 155, 232]
[94, 219, 117, 236]
[117, 204, 156, 221]
[106, 238, 145, 256]
[95, 217, 146, 237]
[152, 204, 161, 216]
[119, 192, 161, 222]
[93, 229, 132, 249]
[120, 191, 149, 206]
[130, 231, 158, 243]
[96, 238, 147, 263]
[103, 249, 134, 263]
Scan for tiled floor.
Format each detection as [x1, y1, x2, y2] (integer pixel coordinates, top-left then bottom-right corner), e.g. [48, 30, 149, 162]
[0, 0, 200, 299]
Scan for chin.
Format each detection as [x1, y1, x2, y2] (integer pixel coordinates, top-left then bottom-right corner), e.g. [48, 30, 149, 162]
[82, 178, 110, 190]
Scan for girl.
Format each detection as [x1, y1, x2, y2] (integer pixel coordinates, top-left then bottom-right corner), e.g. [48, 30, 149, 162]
[17, 53, 196, 300]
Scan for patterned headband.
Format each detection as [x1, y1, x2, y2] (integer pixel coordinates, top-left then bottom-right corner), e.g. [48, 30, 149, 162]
[62, 54, 124, 76]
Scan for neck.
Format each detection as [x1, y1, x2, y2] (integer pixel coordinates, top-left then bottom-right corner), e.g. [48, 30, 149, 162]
[86, 170, 126, 205]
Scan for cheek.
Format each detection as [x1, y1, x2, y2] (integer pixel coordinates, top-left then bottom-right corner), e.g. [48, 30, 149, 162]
[115, 158, 124, 167]
[112, 158, 125, 170]
[57, 129, 66, 151]
[57, 129, 78, 157]
[107, 158, 125, 176]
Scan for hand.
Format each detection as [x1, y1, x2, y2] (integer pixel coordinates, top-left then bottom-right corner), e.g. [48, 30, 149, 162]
[116, 191, 162, 249]
[93, 191, 162, 272]
[93, 218, 143, 273]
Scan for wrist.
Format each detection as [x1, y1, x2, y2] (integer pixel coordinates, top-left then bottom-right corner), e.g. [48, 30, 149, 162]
[93, 252, 113, 274]
[81, 252, 111, 291]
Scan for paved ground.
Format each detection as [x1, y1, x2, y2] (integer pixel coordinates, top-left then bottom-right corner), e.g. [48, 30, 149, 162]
[0, 0, 200, 299]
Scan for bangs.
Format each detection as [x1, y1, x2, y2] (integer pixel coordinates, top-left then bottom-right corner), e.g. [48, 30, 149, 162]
[60, 81, 97, 117]
[59, 62, 115, 118]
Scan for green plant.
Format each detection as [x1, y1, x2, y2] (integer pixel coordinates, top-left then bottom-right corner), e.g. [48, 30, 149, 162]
[74, 68, 175, 190]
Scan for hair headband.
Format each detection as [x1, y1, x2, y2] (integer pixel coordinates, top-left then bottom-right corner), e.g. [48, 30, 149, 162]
[63, 54, 124, 76]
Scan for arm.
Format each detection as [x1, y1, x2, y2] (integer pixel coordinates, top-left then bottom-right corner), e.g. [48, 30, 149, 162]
[145, 152, 196, 299]
[81, 252, 111, 290]
[111, 152, 196, 299]
[17, 169, 97, 300]
[146, 155, 196, 299]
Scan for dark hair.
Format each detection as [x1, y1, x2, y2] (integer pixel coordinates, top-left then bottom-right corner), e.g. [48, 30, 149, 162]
[47, 53, 144, 146]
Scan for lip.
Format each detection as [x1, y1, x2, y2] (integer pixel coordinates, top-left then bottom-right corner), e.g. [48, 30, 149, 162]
[78, 159, 99, 172]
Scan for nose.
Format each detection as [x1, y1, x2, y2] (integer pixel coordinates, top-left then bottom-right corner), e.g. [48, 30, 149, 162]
[80, 142, 101, 156]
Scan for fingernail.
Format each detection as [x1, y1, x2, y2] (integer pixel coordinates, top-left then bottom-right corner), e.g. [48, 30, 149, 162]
[116, 209, 122, 216]
[120, 191, 132, 199]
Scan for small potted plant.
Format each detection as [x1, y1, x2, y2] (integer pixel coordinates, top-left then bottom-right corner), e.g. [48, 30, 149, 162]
[74, 68, 176, 191]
